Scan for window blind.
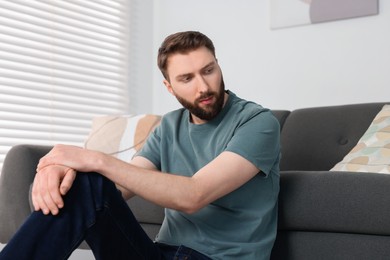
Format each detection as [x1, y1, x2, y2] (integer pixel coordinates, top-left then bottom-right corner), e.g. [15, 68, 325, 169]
[0, 0, 130, 173]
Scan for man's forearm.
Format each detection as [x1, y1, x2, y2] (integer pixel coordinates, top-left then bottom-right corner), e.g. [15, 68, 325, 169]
[96, 154, 199, 213]
[115, 183, 135, 200]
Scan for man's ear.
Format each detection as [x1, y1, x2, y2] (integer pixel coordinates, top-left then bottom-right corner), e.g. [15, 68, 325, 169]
[163, 79, 174, 95]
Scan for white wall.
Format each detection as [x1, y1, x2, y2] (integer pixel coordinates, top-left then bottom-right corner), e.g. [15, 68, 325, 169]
[131, 0, 390, 114]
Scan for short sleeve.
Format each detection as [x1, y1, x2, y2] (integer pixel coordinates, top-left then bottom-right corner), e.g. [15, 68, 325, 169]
[136, 125, 162, 170]
[225, 110, 280, 176]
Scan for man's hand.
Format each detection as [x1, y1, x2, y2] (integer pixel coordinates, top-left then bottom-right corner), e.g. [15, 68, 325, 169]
[32, 165, 76, 215]
[37, 144, 99, 173]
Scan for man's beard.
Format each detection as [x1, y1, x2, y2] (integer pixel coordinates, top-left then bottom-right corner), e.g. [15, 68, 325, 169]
[175, 78, 225, 121]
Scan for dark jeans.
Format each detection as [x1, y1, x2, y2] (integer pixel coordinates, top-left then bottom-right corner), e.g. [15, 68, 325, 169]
[0, 173, 211, 260]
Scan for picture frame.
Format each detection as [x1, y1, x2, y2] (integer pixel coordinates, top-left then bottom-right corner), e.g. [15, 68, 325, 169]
[270, 0, 379, 29]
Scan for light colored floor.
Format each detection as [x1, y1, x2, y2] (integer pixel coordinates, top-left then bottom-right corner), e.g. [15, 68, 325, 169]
[0, 243, 95, 259]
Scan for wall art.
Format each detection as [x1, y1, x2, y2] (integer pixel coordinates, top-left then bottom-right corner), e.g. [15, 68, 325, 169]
[270, 0, 379, 29]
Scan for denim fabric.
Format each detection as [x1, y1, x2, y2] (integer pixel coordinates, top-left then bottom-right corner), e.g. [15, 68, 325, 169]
[0, 173, 210, 260]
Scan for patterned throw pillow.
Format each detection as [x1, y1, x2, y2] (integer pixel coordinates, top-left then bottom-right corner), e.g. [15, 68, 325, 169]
[330, 105, 390, 173]
[84, 114, 161, 162]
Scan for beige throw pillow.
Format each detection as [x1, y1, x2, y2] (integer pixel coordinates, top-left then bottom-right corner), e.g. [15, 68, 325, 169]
[84, 114, 161, 162]
[330, 105, 390, 173]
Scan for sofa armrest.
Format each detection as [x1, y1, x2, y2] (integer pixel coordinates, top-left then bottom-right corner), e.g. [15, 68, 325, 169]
[277, 170, 390, 235]
[0, 145, 52, 243]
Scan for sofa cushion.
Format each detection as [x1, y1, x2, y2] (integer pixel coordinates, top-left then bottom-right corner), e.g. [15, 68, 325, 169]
[331, 105, 390, 173]
[271, 230, 390, 260]
[84, 114, 161, 162]
[278, 171, 390, 236]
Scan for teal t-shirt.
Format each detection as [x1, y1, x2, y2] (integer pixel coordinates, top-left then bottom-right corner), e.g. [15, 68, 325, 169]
[137, 90, 280, 259]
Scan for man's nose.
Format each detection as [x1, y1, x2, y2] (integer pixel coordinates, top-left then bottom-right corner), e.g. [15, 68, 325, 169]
[196, 75, 209, 93]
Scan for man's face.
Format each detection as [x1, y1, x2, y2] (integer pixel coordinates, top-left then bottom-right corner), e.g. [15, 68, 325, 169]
[163, 47, 226, 124]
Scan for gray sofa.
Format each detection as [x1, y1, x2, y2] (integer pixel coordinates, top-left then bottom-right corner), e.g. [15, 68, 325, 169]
[1, 102, 390, 259]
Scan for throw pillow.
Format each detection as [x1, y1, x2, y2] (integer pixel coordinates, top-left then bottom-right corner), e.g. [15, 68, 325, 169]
[330, 104, 390, 173]
[84, 114, 161, 162]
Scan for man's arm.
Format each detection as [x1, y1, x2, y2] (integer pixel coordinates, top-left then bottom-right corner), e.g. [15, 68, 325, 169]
[99, 151, 259, 213]
[33, 149, 157, 215]
[115, 156, 158, 200]
[38, 144, 259, 214]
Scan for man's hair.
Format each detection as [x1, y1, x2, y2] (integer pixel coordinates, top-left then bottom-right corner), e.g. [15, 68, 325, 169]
[157, 31, 216, 80]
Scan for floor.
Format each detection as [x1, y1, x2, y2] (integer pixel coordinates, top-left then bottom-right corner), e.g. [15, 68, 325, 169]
[0, 243, 95, 259]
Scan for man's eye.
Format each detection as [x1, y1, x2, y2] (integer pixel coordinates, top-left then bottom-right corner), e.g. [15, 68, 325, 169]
[180, 76, 191, 83]
[204, 67, 214, 74]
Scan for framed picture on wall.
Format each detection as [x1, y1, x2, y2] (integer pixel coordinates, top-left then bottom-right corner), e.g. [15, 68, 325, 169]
[270, 0, 379, 29]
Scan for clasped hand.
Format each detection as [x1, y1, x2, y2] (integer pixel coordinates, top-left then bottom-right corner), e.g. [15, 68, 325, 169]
[32, 165, 76, 215]
[32, 144, 96, 215]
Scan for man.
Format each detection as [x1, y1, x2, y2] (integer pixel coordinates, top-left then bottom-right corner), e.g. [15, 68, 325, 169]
[0, 31, 280, 259]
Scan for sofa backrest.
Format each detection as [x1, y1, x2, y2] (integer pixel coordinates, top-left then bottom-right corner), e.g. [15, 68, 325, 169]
[271, 110, 291, 131]
[277, 102, 388, 171]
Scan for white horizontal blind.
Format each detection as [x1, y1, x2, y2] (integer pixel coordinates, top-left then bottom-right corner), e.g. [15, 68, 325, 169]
[0, 0, 130, 173]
